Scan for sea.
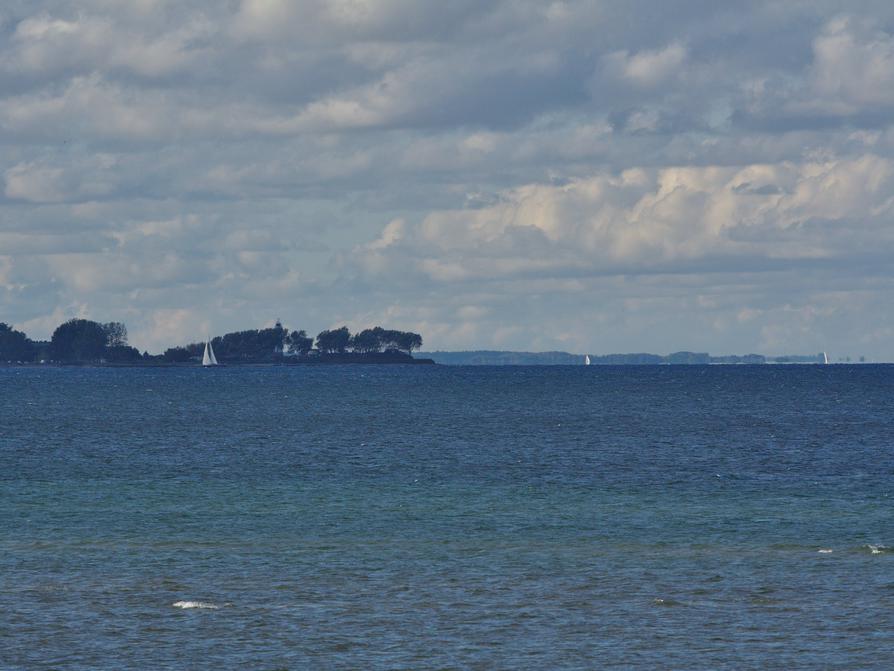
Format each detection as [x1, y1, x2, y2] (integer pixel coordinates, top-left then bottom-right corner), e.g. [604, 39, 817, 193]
[1, 364, 892, 669]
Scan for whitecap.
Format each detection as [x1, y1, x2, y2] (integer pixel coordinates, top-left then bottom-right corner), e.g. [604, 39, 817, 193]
[172, 600, 220, 610]
[817, 549, 833, 554]
[868, 544, 887, 555]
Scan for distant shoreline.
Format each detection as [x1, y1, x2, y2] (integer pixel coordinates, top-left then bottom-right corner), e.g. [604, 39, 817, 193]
[1, 354, 436, 367]
[419, 350, 840, 365]
[1, 320, 427, 366]
[5, 358, 886, 368]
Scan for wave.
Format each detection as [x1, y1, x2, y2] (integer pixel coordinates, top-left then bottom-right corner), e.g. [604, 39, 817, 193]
[172, 600, 220, 610]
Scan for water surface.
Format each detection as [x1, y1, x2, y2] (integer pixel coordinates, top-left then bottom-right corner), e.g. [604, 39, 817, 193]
[2, 365, 892, 669]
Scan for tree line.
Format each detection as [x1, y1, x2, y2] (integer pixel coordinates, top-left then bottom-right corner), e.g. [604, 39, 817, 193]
[0, 319, 422, 364]
[0, 319, 141, 363]
[162, 323, 422, 362]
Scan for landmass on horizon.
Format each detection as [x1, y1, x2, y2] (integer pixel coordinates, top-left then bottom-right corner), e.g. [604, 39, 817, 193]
[420, 351, 842, 366]
[1, 319, 847, 366]
[0, 320, 428, 365]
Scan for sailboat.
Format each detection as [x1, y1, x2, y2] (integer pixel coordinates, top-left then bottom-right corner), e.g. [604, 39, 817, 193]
[202, 340, 219, 366]
[584, 355, 591, 366]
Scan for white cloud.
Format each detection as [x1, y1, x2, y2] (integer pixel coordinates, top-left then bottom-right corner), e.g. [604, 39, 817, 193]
[811, 17, 894, 109]
[0, 75, 172, 140]
[4, 156, 121, 203]
[6, 11, 213, 78]
[231, 0, 483, 42]
[4, 2, 894, 357]
[605, 42, 687, 88]
[5, 163, 69, 203]
[360, 154, 894, 283]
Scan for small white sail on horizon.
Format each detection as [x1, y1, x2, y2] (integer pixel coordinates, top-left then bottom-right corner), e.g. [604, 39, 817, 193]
[584, 354, 591, 366]
[202, 340, 219, 366]
[822, 351, 829, 365]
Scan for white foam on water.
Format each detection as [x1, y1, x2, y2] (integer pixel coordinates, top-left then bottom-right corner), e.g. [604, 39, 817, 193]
[868, 544, 886, 555]
[172, 600, 220, 610]
[817, 549, 833, 554]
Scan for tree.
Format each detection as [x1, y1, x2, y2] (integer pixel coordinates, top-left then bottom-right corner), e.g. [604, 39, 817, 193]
[394, 331, 422, 354]
[287, 330, 313, 356]
[103, 322, 128, 347]
[0, 323, 36, 362]
[377, 328, 401, 351]
[211, 323, 289, 362]
[162, 346, 196, 363]
[316, 326, 351, 354]
[351, 328, 383, 353]
[50, 319, 110, 362]
[105, 345, 143, 362]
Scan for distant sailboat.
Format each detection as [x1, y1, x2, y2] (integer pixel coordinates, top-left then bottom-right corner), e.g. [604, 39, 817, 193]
[202, 340, 219, 366]
[584, 355, 591, 366]
[821, 351, 829, 365]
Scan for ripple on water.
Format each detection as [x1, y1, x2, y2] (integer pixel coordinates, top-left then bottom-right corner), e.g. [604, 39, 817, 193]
[172, 600, 220, 610]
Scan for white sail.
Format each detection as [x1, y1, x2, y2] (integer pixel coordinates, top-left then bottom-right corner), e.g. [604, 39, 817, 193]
[584, 355, 591, 366]
[202, 340, 218, 366]
[822, 351, 829, 365]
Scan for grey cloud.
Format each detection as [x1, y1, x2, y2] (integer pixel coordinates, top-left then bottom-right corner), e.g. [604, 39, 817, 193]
[2, 1, 894, 358]
[732, 183, 782, 196]
[353, 156, 894, 331]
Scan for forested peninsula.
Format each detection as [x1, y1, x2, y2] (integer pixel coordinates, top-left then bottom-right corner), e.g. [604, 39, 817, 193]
[0, 320, 429, 365]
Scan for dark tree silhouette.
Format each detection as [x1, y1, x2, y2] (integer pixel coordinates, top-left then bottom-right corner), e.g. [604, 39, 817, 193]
[161, 343, 204, 363]
[50, 319, 108, 361]
[395, 331, 422, 353]
[50, 319, 110, 362]
[316, 326, 351, 354]
[377, 329, 400, 351]
[0, 323, 36, 362]
[46, 319, 138, 362]
[351, 328, 383, 353]
[210, 323, 288, 362]
[287, 329, 314, 356]
[21, 318, 423, 364]
[105, 344, 143, 362]
[103, 322, 128, 347]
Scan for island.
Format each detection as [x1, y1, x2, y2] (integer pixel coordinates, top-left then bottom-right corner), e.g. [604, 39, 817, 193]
[0, 320, 431, 365]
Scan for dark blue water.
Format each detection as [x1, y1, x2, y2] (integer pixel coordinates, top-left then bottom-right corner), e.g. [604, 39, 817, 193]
[2, 365, 892, 669]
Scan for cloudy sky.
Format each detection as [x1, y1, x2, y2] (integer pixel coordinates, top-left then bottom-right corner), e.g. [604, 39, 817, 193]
[3, 1, 894, 359]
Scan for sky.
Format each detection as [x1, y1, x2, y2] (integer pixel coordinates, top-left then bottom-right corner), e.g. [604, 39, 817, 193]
[2, 1, 894, 359]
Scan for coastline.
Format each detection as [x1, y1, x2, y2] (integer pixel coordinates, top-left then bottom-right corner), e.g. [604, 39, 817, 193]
[1, 354, 436, 367]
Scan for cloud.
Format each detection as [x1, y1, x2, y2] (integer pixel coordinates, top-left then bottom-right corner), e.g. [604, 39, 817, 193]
[0, 75, 173, 141]
[605, 42, 687, 88]
[6, 11, 213, 79]
[3, 2, 894, 357]
[231, 0, 486, 43]
[811, 17, 894, 109]
[358, 154, 894, 282]
[5, 155, 122, 203]
[5, 162, 69, 202]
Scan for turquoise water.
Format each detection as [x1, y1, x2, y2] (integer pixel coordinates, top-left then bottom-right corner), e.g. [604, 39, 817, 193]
[2, 365, 892, 669]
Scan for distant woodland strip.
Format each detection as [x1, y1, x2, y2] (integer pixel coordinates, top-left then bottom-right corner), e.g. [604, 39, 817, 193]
[0, 320, 422, 364]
